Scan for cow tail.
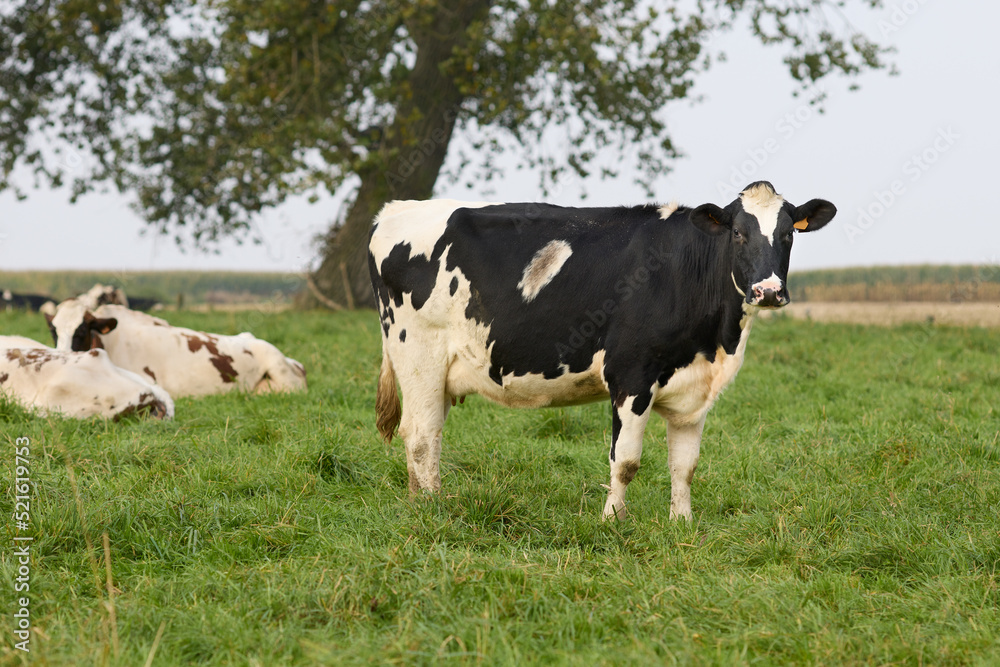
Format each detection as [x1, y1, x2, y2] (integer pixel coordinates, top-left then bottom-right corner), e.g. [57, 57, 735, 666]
[375, 348, 401, 443]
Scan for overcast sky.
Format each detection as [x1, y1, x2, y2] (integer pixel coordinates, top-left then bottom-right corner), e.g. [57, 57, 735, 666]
[1, 1, 996, 273]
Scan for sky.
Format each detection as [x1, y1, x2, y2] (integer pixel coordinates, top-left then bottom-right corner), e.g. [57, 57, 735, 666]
[1, 1, 997, 274]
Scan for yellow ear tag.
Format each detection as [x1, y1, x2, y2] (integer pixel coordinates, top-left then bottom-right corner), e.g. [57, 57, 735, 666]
[793, 219, 809, 230]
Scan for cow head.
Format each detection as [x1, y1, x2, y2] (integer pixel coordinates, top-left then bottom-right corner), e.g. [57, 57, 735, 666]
[85, 283, 129, 309]
[690, 181, 836, 308]
[45, 299, 118, 351]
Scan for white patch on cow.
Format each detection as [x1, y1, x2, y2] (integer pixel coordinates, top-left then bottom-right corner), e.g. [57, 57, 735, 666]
[658, 201, 680, 220]
[370, 199, 502, 263]
[740, 183, 785, 246]
[517, 240, 572, 303]
[752, 272, 783, 292]
[653, 311, 757, 425]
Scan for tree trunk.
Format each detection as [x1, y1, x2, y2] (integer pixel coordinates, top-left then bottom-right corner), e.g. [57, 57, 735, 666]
[300, 0, 490, 310]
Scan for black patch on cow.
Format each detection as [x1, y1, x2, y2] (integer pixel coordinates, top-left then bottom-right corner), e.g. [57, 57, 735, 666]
[378, 242, 440, 310]
[369, 249, 393, 337]
[630, 390, 652, 417]
[143, 366, 157, 381]
[449, 276, 458, 295]
[399, 329, 406, 342]
[610, 407, 623, 461]
[2, 292, 52, 311]
[0, 372, 8, 384]
[70, 321, 90, 352]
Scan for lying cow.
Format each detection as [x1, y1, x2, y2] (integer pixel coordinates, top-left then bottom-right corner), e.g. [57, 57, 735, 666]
[369, 181, 835, 520]
[2, 290, 55, 312]
[0, 336, 174, 420]
[45, 302, 307, 398]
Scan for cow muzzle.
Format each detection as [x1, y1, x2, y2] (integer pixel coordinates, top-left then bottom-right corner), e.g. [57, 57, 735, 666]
[749, 277, 788, 308]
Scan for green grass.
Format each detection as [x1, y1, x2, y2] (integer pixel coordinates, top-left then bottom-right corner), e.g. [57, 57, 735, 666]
[1, 310, 998, 665]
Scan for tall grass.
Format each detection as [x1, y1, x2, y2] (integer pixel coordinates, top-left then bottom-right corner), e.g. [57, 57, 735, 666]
[0, 308, 998, 664]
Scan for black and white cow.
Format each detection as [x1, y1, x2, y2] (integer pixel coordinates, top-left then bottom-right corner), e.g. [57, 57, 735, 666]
[368, 181, 835, 520]
[2, 290, 55, 312]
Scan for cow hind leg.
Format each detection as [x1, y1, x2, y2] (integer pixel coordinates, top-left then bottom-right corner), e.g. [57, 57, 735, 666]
[662, 414, 706, 521]
[391, 349, 449, 495]
[399, 388, 449, 495]
[602, 395, 653, 521]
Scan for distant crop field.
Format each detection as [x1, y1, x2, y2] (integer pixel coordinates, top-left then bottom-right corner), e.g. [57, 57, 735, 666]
[1, 310, 998, 664]
[3, 264, 1000, 310]
[0, 270, 302, 306]
[788, 264, 1000, 303]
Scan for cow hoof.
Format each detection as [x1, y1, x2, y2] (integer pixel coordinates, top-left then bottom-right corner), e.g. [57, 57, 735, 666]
[601, 500, 628, 522]
[669, 509, 693, 522]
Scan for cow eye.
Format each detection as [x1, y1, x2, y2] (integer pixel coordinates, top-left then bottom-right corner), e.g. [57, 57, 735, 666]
[785, 230, 795, 242]
[732, 228, 742, 240]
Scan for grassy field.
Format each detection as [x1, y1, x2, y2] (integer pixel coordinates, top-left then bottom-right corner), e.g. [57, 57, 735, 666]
[1, 309, 999, 665]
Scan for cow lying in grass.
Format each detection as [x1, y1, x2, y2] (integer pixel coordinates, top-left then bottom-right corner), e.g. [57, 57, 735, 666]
[45, 302, 307, 398]
[0, 336, 173, 420]
[369, 181, 835, 520]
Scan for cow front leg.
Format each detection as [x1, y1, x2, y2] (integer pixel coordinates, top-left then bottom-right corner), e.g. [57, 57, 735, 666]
[665, 415, 706, 521]
[602, 394, 652, 521]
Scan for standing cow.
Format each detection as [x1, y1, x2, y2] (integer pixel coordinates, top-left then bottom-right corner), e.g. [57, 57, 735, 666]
[368, 181, 835, 520]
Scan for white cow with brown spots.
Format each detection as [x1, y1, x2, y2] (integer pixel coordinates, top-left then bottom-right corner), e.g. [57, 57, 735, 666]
[0, 336, 174, 420]
[45, 301, 307, 398]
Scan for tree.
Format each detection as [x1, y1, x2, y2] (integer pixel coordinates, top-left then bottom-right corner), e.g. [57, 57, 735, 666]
[0, 0, 888, 308]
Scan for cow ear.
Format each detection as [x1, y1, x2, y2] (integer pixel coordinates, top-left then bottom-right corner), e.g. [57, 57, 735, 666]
[690, 204, 732, 236]
[792, 199, 837, 232]
[90, 317, 118, 334]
